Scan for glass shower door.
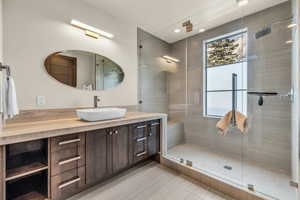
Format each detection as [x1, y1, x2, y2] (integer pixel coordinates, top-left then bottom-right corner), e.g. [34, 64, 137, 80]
[243, 2, 298, 199]
[167, 22, 247, 185]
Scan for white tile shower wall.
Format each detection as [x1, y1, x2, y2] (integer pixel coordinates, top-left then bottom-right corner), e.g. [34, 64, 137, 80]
[167, 121, 185, 149]
[167, 39, 188, 123]
[4, 0, 138, 109]
[137, 29, 170, 114]
[168, 2, 292, 173]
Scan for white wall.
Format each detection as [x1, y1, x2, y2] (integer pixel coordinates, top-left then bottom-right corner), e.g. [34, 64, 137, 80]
[3, 0, 138, 109]
[0, 0, 3, 62]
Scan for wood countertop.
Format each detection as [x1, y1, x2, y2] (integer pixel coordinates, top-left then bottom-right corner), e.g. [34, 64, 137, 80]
[0, 112, 167, 145]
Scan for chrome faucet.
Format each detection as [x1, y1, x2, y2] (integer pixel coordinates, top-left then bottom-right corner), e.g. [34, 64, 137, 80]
[94, 96, 101, 108]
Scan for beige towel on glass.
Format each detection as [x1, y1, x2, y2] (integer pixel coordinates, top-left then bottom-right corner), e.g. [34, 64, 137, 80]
[216, 111, 247, 135]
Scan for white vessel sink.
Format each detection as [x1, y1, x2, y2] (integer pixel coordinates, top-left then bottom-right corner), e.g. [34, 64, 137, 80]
[76, 108, 127, 122]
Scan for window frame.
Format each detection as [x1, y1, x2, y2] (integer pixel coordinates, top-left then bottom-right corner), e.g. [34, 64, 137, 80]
[203, 28, 248, 118]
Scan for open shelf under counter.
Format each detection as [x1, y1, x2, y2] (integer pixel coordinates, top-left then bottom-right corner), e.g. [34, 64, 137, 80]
[13, 191, 48, 200]
[6, 162, 48, 181]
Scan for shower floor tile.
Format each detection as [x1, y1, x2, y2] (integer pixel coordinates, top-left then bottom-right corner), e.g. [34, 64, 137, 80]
[168, 143, 296, 200]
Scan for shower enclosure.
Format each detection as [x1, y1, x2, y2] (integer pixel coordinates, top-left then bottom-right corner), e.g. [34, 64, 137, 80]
[138, 1, 298, 199]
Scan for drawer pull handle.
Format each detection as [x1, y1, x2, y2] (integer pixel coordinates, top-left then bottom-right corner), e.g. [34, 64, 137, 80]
[58, 138, 81, 146]
[151, 123, 160, 126]
[136, 137, 147, 142]
[136, 125, 146, 129]
[59, 156, 81, 165]
[58, 177, 81, 189]
[136, 151, 147, 157]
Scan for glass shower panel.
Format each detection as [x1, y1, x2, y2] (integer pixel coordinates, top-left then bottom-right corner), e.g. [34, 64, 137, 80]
[183, 26, 245, 184]
[206, 91, 247, 117]
[166, 39, 188, 161]
[242, 1, 297, 199]
[164, 0, 247, 186]
[137, 28, 169, 114]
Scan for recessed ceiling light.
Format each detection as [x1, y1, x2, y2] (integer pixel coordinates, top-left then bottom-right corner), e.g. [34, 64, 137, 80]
[237, 0, 248, 7]
[199, 29, 206, 33]
[174, 29, 181, 33]
[286, 40, 293, 44]
[287, 23, 297, 29]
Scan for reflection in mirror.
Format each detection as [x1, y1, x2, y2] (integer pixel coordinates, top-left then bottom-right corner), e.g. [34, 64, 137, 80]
[45, 50, 124, 91]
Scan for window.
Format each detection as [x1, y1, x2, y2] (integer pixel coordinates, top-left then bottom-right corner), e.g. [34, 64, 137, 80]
[203, 29, 247, 117]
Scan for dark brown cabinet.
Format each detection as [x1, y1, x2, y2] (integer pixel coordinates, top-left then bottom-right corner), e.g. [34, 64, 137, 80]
[130, 120, 161, 165]
[50, 133, 86, 200]
[86, 125, 130, 185]
[50, 133, 85, 177]
[51, 167, 85, 200]
[86, 129, 111, 185]
[147, 120, 160, 156]
[130, 122, 148, 164]
[111, 126, 129, 173]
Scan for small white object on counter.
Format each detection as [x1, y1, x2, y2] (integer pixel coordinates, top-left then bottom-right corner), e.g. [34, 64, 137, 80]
[76, 108, 127, 122]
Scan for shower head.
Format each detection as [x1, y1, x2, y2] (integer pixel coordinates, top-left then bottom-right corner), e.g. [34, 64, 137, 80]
[255, 26, 271, 39]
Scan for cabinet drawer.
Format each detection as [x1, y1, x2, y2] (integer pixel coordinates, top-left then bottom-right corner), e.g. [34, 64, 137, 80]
[148, 120, 160, 156]
[51, 133, 85, 152]
[51, 146, 85, 176]
[131, 122, 147, 139]
[148, 120, 160, 129]
[51, 167, 85, 200]
[133, 138, 148, 164]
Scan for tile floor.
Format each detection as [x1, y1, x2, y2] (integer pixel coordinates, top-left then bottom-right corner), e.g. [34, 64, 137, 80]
[69, 162, 235, 200]
[168, 143, 297, 200]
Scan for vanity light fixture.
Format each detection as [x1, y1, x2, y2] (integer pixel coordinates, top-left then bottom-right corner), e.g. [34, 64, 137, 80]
[71, 19, 114, 39]
[237, 0, 248, 7]
[162, 55, 180, 63]
[85, 30, 100, 39]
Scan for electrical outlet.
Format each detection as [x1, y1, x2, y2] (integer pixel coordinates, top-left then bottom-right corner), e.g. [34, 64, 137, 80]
[36, 96, 46, 106]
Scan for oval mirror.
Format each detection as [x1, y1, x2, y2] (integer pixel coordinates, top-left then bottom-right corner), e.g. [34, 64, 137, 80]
[45, 50, 125, 91]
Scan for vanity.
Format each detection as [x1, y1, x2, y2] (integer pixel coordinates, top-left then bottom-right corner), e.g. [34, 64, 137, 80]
[0, 112, 167, 200]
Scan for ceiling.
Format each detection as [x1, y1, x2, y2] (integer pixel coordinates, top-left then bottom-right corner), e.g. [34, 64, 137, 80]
[82, 0, 288, 43]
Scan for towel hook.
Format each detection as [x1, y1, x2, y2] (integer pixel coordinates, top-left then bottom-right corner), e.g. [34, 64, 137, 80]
[0, 62, 11, 76]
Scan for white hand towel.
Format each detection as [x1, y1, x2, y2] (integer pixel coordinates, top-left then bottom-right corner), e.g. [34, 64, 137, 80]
[5, 76, 19, 119]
